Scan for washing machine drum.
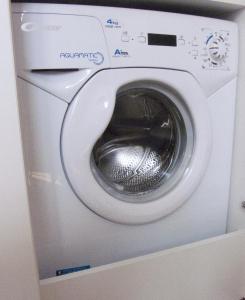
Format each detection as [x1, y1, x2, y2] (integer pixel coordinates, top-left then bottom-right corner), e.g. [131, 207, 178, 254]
[92, 87, 189, 201]
[61, 68, 211, 224]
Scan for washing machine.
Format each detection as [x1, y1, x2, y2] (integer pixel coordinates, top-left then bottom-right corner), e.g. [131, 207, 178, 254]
[12, 3, 238, 279]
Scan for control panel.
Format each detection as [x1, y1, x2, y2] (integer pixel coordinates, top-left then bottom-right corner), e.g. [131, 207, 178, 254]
[104, 24, 233, 72]
[100, 11, 237, 95]
[12, 3, 238, 95]
[187, 29, 231, 70]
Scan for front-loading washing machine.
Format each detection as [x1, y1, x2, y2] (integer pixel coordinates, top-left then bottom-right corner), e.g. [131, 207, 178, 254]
[12, 3, 238, 278]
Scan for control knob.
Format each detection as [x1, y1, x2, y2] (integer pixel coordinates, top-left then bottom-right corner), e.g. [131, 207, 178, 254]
[208, 35, 227, 63]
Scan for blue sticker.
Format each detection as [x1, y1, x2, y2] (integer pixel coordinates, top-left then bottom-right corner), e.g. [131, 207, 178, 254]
[56, 265, 90, 276]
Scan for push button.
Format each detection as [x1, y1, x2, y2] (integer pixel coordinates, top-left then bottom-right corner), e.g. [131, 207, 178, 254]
[192, 50, 198, 56]
[137, 35, 146, 43]
[121, 31, 130, 42]
[178, 38, 185, 46]
[192, 39, 199, 46]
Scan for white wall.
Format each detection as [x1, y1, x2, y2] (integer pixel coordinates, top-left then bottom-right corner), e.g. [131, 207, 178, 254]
[0, 1, 40, 300]
[227, 8, 245, 232]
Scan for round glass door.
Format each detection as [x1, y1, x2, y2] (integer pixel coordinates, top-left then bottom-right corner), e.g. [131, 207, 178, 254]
[62, 68, 211, 224]
[92, 83, 194, 203]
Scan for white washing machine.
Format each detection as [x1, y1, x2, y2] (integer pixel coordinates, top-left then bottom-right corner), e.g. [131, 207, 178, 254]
[12, 3, 238, 279]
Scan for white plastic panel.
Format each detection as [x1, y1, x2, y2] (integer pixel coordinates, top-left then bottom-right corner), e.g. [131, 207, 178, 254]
[102, 10, 238, 96]
[18, 69, 95, 102]
[12, 13, 110, 70]
[12, 4, 238, 96]
[40, 231, 245, 300]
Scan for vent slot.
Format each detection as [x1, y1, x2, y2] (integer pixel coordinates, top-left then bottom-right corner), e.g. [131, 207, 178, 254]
[31, 68, 80, 73]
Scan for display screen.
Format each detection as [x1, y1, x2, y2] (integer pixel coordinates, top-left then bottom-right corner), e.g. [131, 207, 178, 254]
[148, 33, 177, 47]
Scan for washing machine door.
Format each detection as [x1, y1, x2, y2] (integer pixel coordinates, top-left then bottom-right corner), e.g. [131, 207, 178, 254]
[61, 68, 211, 224]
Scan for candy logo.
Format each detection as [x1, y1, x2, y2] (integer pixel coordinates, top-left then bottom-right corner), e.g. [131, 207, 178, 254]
[21, 22, 39, 32]
[60, 52, 104, 65]
[21, 22, 62, 32]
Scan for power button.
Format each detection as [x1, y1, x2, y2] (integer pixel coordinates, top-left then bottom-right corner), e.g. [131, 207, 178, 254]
[137, 35, 146, 43]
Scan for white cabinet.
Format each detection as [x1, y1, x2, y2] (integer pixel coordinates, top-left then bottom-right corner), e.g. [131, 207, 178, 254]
[40, 231, 245, 300]
[1, 0, 245, 299]
[0, 1, 40, 300]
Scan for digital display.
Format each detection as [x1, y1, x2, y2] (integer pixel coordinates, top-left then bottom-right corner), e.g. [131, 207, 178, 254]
[148, 33, 177, 47]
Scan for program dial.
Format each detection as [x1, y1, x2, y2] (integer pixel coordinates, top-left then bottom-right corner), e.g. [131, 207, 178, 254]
[208, 34, 227, 63]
